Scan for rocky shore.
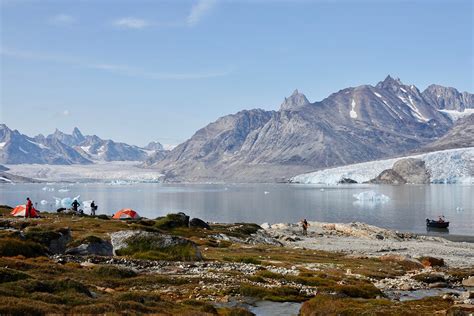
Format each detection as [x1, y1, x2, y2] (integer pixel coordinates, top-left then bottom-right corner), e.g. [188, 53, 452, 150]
[0, 206, 472, 315]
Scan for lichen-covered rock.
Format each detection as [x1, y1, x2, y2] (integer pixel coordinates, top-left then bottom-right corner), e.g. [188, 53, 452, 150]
[189, 218, 211, 230]
[419, 256, 445, 268]
[24, 227, 71, 254]
[379, 255, 424, 270]
[66, 237, 113, 256]
[155, 212, 189, 229]
[462, 276, 474, 287]
[392, 158, 430, 184]
[109, 230, 202, 261]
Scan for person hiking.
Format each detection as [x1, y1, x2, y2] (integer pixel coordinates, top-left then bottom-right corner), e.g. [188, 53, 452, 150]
[25, 197, 32, 218]
[90, 201, 97, 216]
[301, 219, 309, 236]
[71, 199, 80, 213]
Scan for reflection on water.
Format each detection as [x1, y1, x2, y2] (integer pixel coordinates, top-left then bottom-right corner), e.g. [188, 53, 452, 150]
[1, 183, 473, 236]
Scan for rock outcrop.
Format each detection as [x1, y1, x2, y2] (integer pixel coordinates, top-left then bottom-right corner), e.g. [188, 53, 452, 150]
[369, 158, 430, 184]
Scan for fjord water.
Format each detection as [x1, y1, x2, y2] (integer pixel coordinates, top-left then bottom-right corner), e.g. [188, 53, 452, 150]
[1, 183, 472, 236]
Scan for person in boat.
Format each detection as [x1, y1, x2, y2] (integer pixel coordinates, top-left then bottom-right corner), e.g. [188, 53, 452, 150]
[25, 197, 33, 218]
[437, 216, 445, 223]
[301, 219, 309, 236]
[71, 199, 80, 213]
[90, 201, 97, 216]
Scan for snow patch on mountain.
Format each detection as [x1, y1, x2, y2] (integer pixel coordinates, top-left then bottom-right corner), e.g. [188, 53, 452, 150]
[438, 109, 474, 121]
[350, 99, 357, 119]
[291, 147, 474, 185]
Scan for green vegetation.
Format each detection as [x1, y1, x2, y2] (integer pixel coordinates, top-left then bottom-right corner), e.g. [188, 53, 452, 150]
[300, 294, 453, 316]
[239, 284, 307, 302]
[0, 238, 46, 257]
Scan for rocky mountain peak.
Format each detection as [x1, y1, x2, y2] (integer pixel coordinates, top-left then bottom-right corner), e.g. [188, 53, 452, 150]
[280, 89, 310, 111]
[72, 127, 85, 142]
[376, 75, 404, 91]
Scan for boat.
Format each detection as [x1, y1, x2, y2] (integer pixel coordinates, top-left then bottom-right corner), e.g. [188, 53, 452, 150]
[426, 218, 449, 229]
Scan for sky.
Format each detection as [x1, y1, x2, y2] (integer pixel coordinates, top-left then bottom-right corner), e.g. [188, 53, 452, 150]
[1, 0, 473, 147]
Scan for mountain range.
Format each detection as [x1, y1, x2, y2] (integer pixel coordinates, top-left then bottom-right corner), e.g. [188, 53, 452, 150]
[2, 75, 473, 182]
[0, 125, 167, 165]
[146, 76, 473, 182]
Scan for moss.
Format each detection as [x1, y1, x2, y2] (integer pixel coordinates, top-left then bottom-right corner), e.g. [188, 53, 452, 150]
[116, 235, 201, 261]
[0, 296, 61, 315]
[68, 235, 105, 247]
[23, 227, 69, 246]
[223, 256, 261, 265]
[239, 284, 306, 302]
[154, 213, 189, 230]
[320, 282, 383, 299]
[0, 268, 30, 283]
[0, 238, 46, 257]
[300, 294, 452, 316]
[412, 273, 446, 284]
[94, 265, 137, 279]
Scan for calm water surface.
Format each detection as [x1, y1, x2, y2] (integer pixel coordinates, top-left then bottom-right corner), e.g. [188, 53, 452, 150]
[1, 183, 473, 236]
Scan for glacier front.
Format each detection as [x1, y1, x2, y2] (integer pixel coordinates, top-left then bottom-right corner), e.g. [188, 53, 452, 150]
[291, 147, 474, 185]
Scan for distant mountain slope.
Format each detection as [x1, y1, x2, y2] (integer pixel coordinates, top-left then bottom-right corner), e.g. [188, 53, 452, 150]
[421, 114, 474, 152]
[0, 125, 165, 164]
[149, 76, 473, 182]
[0, 124, 92, 165]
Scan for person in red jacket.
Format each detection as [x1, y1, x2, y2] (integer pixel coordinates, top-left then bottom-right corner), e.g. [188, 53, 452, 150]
[25, 197, 32, 218]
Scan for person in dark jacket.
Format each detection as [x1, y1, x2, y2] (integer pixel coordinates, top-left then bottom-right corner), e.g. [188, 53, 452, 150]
[25, 197, 33, 218]
[90, 201, 97, 216]
[301, 219, 309, 236]
[71, 199, 80, 213]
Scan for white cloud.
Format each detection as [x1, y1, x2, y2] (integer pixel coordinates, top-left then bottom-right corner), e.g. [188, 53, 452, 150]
[187, 0, 217, 26]
[113, 17, 150, 29]
[2, 47, 233, 81]
[50, 14, 76, 25]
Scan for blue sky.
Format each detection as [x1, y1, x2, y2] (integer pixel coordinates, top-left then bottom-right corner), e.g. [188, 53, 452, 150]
[1, 0, 473, 146]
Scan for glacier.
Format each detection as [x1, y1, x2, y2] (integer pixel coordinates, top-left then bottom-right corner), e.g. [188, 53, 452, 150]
[291, 147, 474, 185]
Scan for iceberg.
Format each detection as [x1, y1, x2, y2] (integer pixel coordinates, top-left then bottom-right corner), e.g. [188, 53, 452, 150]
[54, 195, 81, 208]
[58, 188, 70, 193]
[353, 191, 390, 202]
[40, 200, 48, 205]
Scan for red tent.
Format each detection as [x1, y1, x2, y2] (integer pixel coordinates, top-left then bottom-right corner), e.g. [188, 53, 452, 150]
[112, 208, 140, 220]
[10, 205, 39, 218]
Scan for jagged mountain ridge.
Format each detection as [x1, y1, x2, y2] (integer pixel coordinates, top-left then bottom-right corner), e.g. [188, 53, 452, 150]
[0, 125, 166, 164]
[149, 76, 473, 182]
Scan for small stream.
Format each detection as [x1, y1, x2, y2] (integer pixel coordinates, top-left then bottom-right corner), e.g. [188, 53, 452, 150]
[384, 288, 465, 301]
[214, 297, 302, 316]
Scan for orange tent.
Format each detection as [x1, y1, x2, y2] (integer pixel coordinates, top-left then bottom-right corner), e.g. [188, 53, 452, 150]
[11, 204, 39, 218]
[112, 208, 140, 220]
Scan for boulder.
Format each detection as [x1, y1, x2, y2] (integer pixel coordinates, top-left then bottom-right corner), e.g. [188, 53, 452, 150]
[462, 276, 474, 287]
[368, 169, 407, 185]
[109, 230, 202, 261]
[379, 255, 424, 270]
[338, 178, 357, 184]
[24, 227, 72, 254]
[66, 237, 113, 256]
[447, 304, 474, 316]
[392, 158, 430, 184]
[155, 212, 190, 229]
[419, 256, 445, 268]
[189, 218, 211, 230]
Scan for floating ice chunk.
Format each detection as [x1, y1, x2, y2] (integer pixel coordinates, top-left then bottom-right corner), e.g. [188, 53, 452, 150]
[53, 195, 81, 208]
[40, 200, 48, 205]
[456, 207, 464, 213]
[42, 187, 55, 192]
[58, 188, 70, 193]
[261, 222, 271, 229]
[353, 191, 390, 202]
[264, 191, 270, 195]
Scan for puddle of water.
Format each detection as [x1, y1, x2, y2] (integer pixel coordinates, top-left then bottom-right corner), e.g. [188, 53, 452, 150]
[214, 297, 302, 316]
[385, 288, 464, 301]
